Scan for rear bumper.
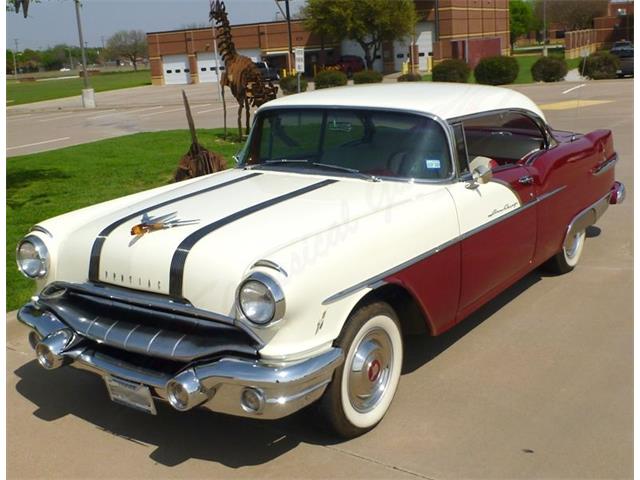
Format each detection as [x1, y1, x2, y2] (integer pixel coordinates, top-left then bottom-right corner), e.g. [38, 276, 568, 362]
[610, 181, 626, 205]
[18, 302, 343, 420]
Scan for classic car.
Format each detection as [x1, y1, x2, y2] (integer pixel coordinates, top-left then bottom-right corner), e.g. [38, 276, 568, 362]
[16, 83, 624, 438]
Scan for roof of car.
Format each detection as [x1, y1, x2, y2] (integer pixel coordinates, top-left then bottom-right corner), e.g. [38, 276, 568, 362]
[261, 82, 546, 121]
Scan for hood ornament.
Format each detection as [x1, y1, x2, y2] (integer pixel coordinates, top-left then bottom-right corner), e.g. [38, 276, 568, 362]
[131, 212, 199, 237]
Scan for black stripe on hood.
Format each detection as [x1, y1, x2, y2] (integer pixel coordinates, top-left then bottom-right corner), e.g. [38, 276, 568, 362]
[88, 172, 263, 281]
[169, 178, 338, 299]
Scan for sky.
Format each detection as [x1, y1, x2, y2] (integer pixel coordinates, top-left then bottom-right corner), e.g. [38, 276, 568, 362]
[6, 0, 306, 51]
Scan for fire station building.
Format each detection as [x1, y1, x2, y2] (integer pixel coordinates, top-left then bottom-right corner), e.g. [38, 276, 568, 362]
[147, 0, 510, 85]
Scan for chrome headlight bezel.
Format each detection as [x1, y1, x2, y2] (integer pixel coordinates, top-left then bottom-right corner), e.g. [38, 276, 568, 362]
[16, 235, 50, 279]
[237, 272, 286, 327]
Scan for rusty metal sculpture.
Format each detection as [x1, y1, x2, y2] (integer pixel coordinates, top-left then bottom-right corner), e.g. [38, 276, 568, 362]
[13, 0, 29, 17]
[209, 0, 278, 140]
[174, 90, 227, 182]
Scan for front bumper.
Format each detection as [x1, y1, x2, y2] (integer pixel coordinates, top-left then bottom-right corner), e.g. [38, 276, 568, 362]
[18, 302, 343, 420]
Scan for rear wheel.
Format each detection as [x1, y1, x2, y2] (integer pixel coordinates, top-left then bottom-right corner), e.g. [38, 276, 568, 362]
[544, 228, 586, 274]
[319, 301, 403, 438]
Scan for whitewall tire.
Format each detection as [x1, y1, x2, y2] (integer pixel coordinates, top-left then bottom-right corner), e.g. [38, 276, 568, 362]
[320, 301, 403, 438]
[544, 228, 586, 274]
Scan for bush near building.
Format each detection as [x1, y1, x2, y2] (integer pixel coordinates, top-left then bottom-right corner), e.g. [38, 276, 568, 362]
[397, 72, 422, 82]
[531, 56, 568, 82]
[474, 55, 519, 85]
[279, 75, 308, 95]
[579, 51, 620, 80]
[432, 59, 471, 83]
[314, 70, 348, 89]
[352, 70, 383, 84]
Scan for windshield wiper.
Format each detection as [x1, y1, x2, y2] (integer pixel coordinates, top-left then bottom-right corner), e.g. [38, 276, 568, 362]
[261, 159, 380, 182]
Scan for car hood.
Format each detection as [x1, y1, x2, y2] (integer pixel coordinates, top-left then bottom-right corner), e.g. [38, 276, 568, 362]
[47, 169, 446, 315]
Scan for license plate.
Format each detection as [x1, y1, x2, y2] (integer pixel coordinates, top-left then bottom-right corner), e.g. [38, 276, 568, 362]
[104, 376, 157, 415]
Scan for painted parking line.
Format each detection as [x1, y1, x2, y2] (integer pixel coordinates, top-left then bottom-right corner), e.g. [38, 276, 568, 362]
[562, 84, 586, 95]
[539, 99, 613, 111]
[7, 137, 71, 151]
[140, 107, 186, 117]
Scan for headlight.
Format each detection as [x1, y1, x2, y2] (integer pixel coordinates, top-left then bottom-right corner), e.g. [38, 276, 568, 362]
[16, 235, 49, 278]
[237, 272, 285, 326]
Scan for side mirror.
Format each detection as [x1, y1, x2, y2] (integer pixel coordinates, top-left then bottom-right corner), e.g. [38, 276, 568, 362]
[466, 165, 493, 189]
[232, 152, 241, 165]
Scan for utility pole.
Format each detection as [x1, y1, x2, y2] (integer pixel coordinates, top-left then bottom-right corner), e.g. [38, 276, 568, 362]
[13, 39, 19, 80]
[285, 0, 293, 74]
[542, 0, 548, 57]
[74, 0, 95, 107]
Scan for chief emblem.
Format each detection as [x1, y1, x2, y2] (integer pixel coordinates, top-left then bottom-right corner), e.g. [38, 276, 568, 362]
[130, 211, 199, 237]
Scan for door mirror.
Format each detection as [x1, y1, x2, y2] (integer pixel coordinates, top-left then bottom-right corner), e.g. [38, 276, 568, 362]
[466, 165, 493, 189]
[232, 152, 241, 165]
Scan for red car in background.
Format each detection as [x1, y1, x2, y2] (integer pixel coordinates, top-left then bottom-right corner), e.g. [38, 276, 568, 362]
[331, 55, 365, 77]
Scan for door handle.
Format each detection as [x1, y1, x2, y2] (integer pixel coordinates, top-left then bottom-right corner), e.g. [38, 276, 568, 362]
[518, 175, 534, 185]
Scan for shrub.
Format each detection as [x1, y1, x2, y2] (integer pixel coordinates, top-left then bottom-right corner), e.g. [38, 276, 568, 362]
[352, 70, 383, 84]
[432, 59, 471, 83]
[579, 51, 620, 80]
[474, 55, 519, 85]
[531, 56, 568, 82]
[279, 75, 308, 95]
[314, 70, 348, 89]
[397, 72, 423, 82]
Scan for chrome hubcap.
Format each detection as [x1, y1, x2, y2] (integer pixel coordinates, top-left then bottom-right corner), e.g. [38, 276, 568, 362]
[348, 327, 393, 413]
[565, 230, 584, 260]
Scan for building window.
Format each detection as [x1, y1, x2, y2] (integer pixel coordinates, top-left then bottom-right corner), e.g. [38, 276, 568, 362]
[396, 54, 404, 58]
[166, 70, 172, 73]
[201, 67, 206, 71]
[175, 69, 181, 73]
[184, 68, 190, 73]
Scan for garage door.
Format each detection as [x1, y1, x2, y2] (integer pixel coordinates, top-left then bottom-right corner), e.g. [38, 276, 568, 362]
[196, 52, 224, 83]
[162, 54, 191, 85]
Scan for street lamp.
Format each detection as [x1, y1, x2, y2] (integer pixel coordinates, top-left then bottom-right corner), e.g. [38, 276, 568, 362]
[275, 0, 293, 74]
[74, 0, 95, 107]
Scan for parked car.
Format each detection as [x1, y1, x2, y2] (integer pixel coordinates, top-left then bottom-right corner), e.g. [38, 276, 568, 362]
[16, 83, 624, 438]
[253, 60, 279, 81]
[612, 40, 633, 49]
[610, 46, 634, 77]
[330, 54, 365, 77]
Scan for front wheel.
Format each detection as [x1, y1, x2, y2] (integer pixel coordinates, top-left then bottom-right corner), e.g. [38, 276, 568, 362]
[319, 301, 403, 438]
[544, 228, 586, 274]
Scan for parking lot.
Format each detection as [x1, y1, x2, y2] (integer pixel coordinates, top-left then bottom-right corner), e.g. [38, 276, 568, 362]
[6, 79, 633, 479]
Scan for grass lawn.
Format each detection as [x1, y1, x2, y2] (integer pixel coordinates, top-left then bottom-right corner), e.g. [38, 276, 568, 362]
[423, 54, 583, 84]
[6, 70, 151, 105]
[6, 129, 242, 311]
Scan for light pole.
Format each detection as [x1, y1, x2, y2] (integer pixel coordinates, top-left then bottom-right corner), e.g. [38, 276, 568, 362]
[542, 0, 548, 57]
[74, 0, 95, 107]
[13, 39, 19, 80]
[275, 0, 293, 74]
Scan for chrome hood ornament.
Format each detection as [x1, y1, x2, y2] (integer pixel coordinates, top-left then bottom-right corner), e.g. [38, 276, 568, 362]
[130, 212, 199, 237]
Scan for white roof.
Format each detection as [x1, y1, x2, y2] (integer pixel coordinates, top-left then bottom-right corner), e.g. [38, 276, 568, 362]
[262, 82, 546, 121]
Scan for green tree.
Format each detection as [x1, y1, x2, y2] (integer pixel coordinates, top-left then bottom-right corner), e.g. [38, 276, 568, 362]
[509, 0, 535, 46]
[106, 30, 148, 70]
[534, 0, 608, 30]
[303, 0, 417, 70]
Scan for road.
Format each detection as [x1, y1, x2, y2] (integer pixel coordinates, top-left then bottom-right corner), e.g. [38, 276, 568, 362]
[6, 79, 633, 479]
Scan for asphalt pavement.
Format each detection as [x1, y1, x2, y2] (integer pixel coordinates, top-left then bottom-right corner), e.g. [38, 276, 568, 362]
[5, 78, 633, 479]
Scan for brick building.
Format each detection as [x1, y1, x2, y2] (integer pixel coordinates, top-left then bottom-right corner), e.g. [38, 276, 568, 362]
[147, 0, 510, 85]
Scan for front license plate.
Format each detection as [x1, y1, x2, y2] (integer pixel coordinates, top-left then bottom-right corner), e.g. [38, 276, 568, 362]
[104, 376, 157, 415]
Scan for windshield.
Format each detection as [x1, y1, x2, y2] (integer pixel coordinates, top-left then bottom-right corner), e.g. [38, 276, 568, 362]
[242, 108, 452, 180]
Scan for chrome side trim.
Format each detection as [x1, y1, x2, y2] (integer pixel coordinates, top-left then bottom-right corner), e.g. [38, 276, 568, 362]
[30, 225, 53, 238]
[322, 185, 566, 305]
[169, 179, 338, 299]
[251, 259, 288, 277]
[87, 172, 263, 282]
[592, 153, 618, 176]
[564, 191, 611, 244]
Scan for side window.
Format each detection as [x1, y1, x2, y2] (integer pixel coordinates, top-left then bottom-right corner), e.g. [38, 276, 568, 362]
[462, 111, 546, 169]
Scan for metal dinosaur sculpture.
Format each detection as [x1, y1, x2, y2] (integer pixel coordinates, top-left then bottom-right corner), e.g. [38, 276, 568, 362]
[174, 90, 227, 182]
[209, 0, 278, 140]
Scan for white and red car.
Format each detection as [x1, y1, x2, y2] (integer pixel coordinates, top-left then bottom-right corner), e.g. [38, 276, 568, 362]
[16, 83, 624, 438]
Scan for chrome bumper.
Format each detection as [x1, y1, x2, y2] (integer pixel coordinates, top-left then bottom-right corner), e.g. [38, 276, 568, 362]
[610, 181, 626, 205]
[17, 303, 343, 420]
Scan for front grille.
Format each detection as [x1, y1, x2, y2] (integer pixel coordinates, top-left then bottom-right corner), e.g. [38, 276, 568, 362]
[38, 282, 259, 363]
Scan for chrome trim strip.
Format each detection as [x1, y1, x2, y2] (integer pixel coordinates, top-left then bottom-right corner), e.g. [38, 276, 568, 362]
[169, 179, 338, 299]
[251, 259, 289, 277]
[31, 225, 53, 238]
[87, 172, 262, 282]
[322, 185, 566, 305]
[592, 153, 618, 176]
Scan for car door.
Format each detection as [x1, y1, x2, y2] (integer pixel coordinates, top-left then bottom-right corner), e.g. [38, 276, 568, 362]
[447, 112, 544, 318]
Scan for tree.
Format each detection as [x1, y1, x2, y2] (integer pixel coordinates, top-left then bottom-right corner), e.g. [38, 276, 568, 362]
[106, 30, 148, 70]
[534, 0, 608, 30]
[509, 0, 536, 46]
[303, 0, 417, 70]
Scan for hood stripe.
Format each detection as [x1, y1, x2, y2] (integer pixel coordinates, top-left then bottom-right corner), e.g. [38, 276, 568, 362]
[169, 178, 338, 299]
[88, 172, 262, 282]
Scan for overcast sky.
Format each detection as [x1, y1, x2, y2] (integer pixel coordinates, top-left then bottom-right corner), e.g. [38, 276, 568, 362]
[6, 0, 306, 50]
